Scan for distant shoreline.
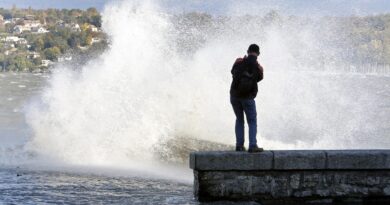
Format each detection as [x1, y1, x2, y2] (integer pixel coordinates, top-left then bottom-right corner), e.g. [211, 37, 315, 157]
[1, 8, 390, 72]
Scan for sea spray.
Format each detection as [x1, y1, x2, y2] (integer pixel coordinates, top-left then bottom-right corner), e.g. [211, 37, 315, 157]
[25, 1, 177, 166]
[20, 0, 390, 171]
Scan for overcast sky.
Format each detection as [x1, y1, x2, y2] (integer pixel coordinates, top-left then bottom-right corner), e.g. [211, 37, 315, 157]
[1, 0, 390, 16]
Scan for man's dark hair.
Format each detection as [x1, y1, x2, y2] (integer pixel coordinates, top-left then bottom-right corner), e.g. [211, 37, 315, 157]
[247, 44, 260, 55]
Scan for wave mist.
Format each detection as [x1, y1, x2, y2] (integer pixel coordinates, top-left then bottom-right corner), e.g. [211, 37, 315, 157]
[19, 0, 390, 172]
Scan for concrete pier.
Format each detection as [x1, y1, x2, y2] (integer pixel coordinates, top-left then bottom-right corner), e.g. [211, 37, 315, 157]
[190, 150, 390, 204]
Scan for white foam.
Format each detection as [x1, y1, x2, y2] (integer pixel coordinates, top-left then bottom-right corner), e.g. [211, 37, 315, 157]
[11, 0, 388, 178]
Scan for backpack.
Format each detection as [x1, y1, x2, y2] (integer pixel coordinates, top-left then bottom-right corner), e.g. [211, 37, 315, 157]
[234, 60, 256, 96]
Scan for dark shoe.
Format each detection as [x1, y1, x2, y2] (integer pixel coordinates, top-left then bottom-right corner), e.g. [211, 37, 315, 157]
[248, 145, 264, 153]
[235, 146, 246, 152]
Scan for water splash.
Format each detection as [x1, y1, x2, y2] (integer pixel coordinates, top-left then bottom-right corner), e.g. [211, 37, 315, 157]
[18, 0, 390, 171]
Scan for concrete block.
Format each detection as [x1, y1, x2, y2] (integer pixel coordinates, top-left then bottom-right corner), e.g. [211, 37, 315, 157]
[273, 150, 326, 170]
[191, 151, 273, 171]
[191, 150, 390, 203]
[326, 150, 390, 169]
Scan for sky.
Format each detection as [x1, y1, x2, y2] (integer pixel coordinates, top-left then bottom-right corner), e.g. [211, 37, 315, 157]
[1, 0, 390, 16]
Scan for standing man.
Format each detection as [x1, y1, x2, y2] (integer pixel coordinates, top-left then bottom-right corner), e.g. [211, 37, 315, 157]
[230, 44, 264, 153]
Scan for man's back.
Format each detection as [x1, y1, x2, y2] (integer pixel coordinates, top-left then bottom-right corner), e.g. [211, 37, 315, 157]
[230, 55, 264, 99]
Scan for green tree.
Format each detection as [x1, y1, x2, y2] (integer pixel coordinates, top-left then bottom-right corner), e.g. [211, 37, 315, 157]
[53, 35, 69, 53]
[44, 46, 61, 61]
[10, 56, 32, 71]
[0, 54, 5, 71]
[85, 33, 93, 45]
[32, 38, 44, 51]
[43, 34, 56, 49]
[33, 57, 42, 66]
[68, 33, 81, 48]
[91, 15, 102, 27]
[7, 64, 15, 71]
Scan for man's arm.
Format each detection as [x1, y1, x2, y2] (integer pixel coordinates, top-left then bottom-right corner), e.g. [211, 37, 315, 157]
[257, 63, 264, 82]
[231, 58, 244, 76]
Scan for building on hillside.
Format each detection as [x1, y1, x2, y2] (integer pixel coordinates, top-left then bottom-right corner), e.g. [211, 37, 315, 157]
[24, 15, 35, 21]
[4, 48, 17, 56]
[57, 22, 83, 32]
[91, 37, 102, 44]
[41, 59, 54, 67]
[23, 20, 41, 28]
[89, 24, 98, 32]
[0, 14, 4, 25]
[56, 20, 64, 25]
[4, 47, 17, 54]
[13, 25, 29, 34]
[27, 51, 41, 59]
[32, 26, 49, 34]
[56, 20, 66, 28]
[4, 36, 20, 42]
[58, 55, 72, 62]
[10, 18, 21, 24]
[18, 38, 28, 44]
[70, 23, 81, 32]
[12, 37, 28, 45]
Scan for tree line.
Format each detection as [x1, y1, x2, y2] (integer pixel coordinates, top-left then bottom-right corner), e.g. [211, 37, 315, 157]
[1, 8, 390, 72]
[0, 7, 106, 72]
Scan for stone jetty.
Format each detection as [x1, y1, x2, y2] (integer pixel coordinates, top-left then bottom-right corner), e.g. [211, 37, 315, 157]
[190, 150, 390, 204]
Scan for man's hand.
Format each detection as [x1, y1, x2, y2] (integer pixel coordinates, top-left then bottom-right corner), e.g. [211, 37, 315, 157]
[257, 63, 264, 82]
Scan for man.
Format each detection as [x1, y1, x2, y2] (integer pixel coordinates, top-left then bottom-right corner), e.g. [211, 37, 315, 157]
[230, 44, 264, 153]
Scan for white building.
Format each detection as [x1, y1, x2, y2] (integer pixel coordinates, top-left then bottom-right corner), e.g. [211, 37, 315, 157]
[5, 36, 20, 42]
[71, 23, 81, 32]
[91, 37, 102, 44]
[10, 18, 21, 24]
[13, 25, 29, 34]
[28, 52, 41, 59]
[58, 55, 72, 62]
[24, 15, 35, 21]
[32, 26, 49, 34]
[17, 38, 28, 44]
[13, 19, 44, 34]
[4, 36, 28, 44]
[89, 24, 98, 32]
[24, 20, 41, 28]
[13, 26, 23, 34]
[41, 60, 54, 67]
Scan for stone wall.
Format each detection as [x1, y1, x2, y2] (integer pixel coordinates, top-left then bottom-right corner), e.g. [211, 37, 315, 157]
[190, 150, 390, 204]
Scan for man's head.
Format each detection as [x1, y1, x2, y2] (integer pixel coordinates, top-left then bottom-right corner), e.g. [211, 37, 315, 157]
[247, 44, 260, 56]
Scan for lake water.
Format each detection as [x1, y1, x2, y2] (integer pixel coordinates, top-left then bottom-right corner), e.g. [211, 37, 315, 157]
[0, 168, 196, 204]
[0, 73, 201, 204]
[0, 73, 47, 146]
[0, 72, 389, 204]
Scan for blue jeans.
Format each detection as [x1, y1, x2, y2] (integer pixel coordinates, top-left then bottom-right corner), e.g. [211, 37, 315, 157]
[230, 95, 257, 148]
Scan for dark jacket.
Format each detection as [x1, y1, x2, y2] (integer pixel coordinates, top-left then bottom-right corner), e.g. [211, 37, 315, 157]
[230, 55, 264, 99]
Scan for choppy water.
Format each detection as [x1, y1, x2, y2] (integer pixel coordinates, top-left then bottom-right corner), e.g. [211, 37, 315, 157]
[0, 73, 48, 146]
[0, 168, 195, 204]
[0, 73, 199, 204]
[1, 72, 389, 204]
